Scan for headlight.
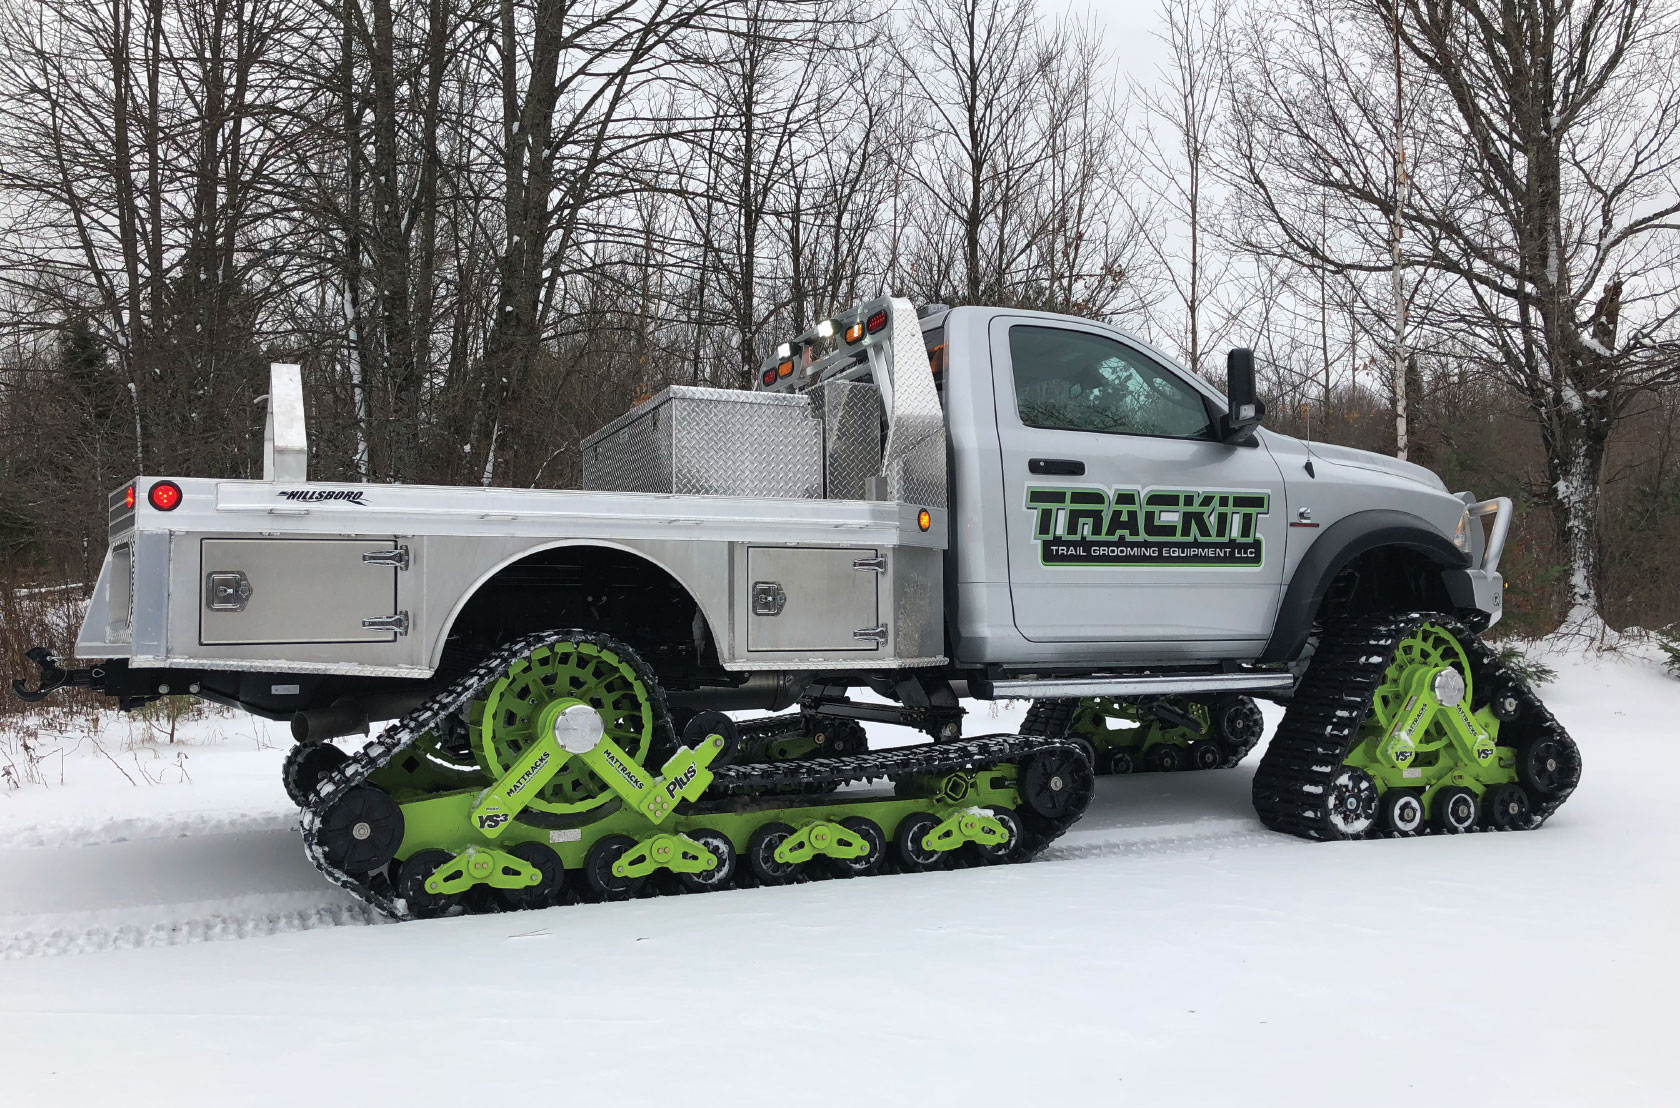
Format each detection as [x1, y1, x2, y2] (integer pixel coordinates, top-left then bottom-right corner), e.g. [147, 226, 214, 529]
[1453, 509, 1472, 552]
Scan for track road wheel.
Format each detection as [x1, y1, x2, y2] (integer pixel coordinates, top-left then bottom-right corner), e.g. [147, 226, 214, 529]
[676, 828, 737, 893]
[894, 812, 945, 872]
[282, 742, 348, 806]
[1380, 788, 1426, 836]
[1147, 744, 1184, 773]
[1189, 740, 1223, 771]
[397, 850, 456, 919]
[1104, 748, 1136, 775]
[1433, 787, 1480, 834]
[973, 808, 1026, 865]
[1516, 734, 1578, 799]
[585, 834, 647, 901]
[1484, 784, 1534, 831]
[317, 786, 404, 874]
[496, 841, 565, 910]
[828, 817, 886, 878]
[746, 822, 801, 886]
[1323, 767, 1379, 839]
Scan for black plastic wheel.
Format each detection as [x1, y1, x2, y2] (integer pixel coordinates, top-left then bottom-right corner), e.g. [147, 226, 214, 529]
[675, 827, 738, 892]
[317, 786, 404, 873]
[1019, 747, 1090, 819]
[282, 742, 349, 807]
[1147, 743, 1185, 773]
[972, 808, 1026, 865]
[1189, 740, 1223, 771]
[894, 812, 945, 872]
[828, 817, 887, 878]
[1516, 734, 1577, 798]
[745, 822, 801, 885]
[495, 841, 565, 910]
[1433, 786, 1480, 834]
[1322, 767, 1379, 838]
[1104, 748, 1137, 775]
[396, 849, 456, 919]
[1484, 783, 1534, 831]
[1489, 687, 1523, 722]
[1380, 788, 1426, 836]
[681, 711, 740, 767]
[811, 718, 868, 756]
[1215, 695, 1266, 750]
[584, 834, 647, 900]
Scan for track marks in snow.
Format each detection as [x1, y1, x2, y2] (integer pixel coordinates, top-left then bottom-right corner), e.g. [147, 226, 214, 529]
[2, 897, 379, 960]
[0, 808, 297, 851]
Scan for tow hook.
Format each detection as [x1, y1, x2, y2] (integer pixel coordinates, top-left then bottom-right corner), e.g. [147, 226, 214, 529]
[11, 647, 103, 703]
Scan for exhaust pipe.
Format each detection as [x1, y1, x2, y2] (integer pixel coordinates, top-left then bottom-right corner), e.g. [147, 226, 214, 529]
[290, 692, 428, 744]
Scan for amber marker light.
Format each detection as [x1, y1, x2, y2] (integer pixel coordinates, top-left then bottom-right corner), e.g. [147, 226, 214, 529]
[917, 509, 931, 532]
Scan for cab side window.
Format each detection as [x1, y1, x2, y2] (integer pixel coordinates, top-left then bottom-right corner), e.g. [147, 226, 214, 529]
[1009, 326, 1213, 440]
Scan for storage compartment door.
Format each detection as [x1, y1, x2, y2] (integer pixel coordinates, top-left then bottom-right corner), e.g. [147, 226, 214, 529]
[746, 546, 881, 652]
[199, 538, 404, 645]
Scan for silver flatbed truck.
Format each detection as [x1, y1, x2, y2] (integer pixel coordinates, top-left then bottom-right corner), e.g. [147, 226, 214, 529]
[19, 297, 1580, 918]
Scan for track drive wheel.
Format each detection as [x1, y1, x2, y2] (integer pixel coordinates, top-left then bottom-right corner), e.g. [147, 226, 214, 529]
[585, 834, 647, 900]
[676, 828, 738, 893]
[894, 812, 945, 872]
[283, 742, 349, 806]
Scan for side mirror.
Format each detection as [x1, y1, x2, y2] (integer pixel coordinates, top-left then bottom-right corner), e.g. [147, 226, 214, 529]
[1221, 348, 1265, 445]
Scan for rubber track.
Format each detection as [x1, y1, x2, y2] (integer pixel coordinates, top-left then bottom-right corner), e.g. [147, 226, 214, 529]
[1251, 611, 1581, 840]
[1023, 697, 1259, 771]
[300, 630, 1094, 920]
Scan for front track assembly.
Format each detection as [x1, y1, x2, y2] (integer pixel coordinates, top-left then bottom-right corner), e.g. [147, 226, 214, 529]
[1252, 611, 1581, 839]
[297, 630, 1094, 920]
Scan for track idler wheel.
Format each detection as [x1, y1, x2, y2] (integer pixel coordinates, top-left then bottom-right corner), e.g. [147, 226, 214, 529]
[894, 812, 945, 872]
[1433, 786, 1480, 834]
[496, 841, 566, 910]
[1323, 767, 1379, 839]
[682, 712, 740, 767]
[745, 822, 802, 885]
[1516, 734, 1579, 799]
[397, 849, 457, 919]
[1380, 788, 1425, 836]
[1020, 747, 1093, 821]
[675, 828, 737, 893]
[318, 786, 404, 873]
[585, 834, 648, 901]
[828, 817, 886, 878]
[1483, 784, 1535, 831]
[282, 742, 349, 806]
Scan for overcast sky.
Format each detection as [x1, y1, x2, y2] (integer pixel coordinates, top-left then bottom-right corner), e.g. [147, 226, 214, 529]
[1041, 0, 1172, 88]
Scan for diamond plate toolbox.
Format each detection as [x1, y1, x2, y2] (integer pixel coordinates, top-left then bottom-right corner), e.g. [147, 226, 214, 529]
[581, 386, 824, 499]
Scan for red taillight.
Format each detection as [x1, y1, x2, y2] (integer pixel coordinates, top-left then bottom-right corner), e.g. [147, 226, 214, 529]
[148, 480, 182, 511]
[762, 368, 778, 386]
[124, 485, 136, 509]
[866, 309, 888, 334]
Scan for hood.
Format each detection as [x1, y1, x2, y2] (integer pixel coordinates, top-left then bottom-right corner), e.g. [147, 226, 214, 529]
[1304, 441, 1449, 492]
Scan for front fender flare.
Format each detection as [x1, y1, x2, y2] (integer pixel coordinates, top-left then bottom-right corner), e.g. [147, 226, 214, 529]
[1258, 510, 1470, 664]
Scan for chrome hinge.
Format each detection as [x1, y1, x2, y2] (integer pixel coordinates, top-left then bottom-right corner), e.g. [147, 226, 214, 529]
[362, 545, 410, 570]
[852, 624, 889, 644]
[852, 556, 887, 573]
[362, 611, 410, 635]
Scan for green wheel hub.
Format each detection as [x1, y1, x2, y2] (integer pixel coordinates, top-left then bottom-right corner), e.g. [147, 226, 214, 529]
[1341, 622, 1516, 829]
[469, 639, 663, 816]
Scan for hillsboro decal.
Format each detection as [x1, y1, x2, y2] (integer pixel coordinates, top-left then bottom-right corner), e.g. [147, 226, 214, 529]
[1025, 486, 1270, 567]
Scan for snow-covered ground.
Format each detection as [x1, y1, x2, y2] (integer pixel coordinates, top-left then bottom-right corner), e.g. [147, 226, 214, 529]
[0, 643, 1675, 1106]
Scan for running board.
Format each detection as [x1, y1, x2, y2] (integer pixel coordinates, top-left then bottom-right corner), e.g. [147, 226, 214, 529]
[979, 672, 1295, 700]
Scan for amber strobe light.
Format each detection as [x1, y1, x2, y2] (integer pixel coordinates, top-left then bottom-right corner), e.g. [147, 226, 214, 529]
[148, 480, 182, 511]
[124, 484, 136, 509]
[918, 508, 932, 532]
[844, 322, 864, 344]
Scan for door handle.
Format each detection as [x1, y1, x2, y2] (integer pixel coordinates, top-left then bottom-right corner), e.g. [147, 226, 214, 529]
[1028, 458, 1085, 476]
